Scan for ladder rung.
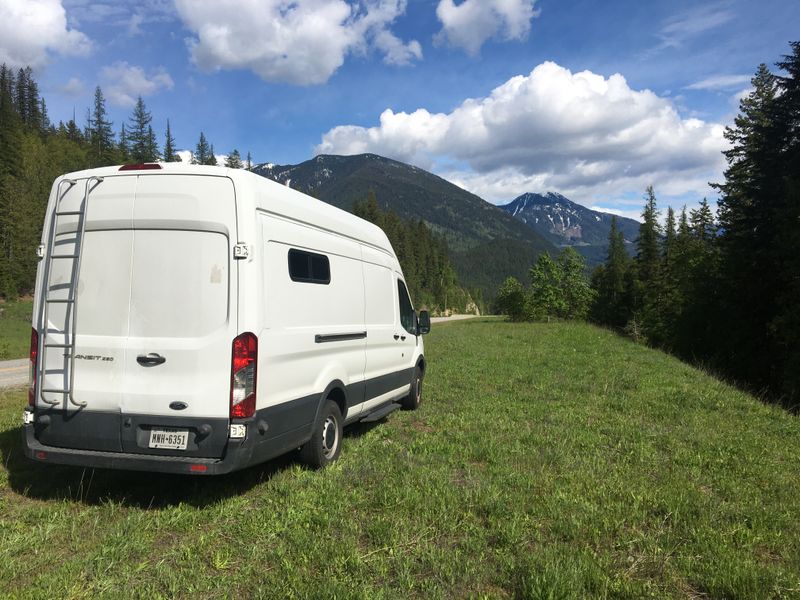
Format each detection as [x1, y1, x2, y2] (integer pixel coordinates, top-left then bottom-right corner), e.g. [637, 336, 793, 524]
[41, 389, 69, 394]
[56, 211, 82, 216]
[45, 298, 74, 303]
[45, 343, 73, 348]
[51, 254, 79, 259]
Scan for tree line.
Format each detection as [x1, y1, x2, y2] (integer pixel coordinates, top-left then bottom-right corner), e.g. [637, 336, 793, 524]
[354, 192, 482, 315]
[498, 42, 800, 406]
[0, 65, 253, 297]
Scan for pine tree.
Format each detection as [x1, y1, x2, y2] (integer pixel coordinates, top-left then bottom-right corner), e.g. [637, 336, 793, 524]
[146, 125, 160, 161]
[118, 123, 129, 162]
[39, 98, 49, 131]
[205, 143, 218, 166]
[246, 151, 252, 170]
[590, 216, 632, 327]
[128, 96, 154, 162]
[225, 149, 243, 168]
[635, 185, 665, 343]
[192, 132, 210, 165]
[163, 119, 178, 162]
[88, 86, 115, 167]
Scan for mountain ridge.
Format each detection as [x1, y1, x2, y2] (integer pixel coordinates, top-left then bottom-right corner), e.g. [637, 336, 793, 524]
[252, 153, 555, 294]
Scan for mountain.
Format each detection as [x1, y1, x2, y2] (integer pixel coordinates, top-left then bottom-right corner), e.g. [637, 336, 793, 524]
[252, 154, 555, 294]
[499, 192, 640, 263]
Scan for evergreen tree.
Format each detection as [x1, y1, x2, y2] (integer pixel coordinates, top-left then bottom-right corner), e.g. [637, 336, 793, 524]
[635, 185, 665, 343]
[163, 119, 178, 162]
[128, 96, 154, 162]
[225, 148, 243, 168]
[146, 124, 160, 161]
[591, 216, 632, 327]
[205, 143, 218, 166]
[88, 86, 115, 167]
[246, 151, 252, 170]
[193, 132, 211, 164]
[118, 123, 129, 162]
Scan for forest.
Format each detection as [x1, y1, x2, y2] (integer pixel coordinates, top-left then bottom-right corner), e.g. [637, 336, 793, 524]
[498, 42, 800, 406]
[354, 193, 481, 315]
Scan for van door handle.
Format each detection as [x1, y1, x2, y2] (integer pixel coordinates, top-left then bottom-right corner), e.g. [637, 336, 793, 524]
[393, 334, 400, 340]
[137, 353, 166, 366]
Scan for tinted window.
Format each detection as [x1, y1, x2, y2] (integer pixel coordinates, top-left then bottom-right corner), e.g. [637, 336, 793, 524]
[397, 280, 416, 334]
[288, 249, 330, 284]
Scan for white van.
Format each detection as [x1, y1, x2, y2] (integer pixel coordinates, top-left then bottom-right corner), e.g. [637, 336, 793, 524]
[22, 163, 430, 474]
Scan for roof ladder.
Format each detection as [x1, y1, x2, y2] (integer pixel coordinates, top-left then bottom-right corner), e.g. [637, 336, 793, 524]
[39, 176, 104, 407]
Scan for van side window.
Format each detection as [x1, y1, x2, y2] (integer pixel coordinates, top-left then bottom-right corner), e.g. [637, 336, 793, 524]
[288, 249, 331, 284]
[397, 280, 416, 334]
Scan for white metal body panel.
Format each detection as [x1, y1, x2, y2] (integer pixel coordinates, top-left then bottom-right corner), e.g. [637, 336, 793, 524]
[33, 163, 424, 449]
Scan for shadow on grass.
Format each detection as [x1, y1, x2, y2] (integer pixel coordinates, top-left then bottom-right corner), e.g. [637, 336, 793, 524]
[0, 417, 388, 509]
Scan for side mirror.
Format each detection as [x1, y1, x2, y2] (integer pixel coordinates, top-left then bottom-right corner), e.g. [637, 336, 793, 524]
[417, 310, 431, 335]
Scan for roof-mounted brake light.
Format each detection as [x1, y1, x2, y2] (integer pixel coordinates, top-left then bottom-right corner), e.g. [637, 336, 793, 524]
[119, 163, 162, 171]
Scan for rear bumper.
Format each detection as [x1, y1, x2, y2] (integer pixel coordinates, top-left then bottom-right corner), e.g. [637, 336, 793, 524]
[22, 418, 254, 475]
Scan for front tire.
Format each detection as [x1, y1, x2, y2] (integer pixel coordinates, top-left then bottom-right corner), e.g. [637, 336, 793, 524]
[402, 366, 423, 410]
[300, 399, 343, 468]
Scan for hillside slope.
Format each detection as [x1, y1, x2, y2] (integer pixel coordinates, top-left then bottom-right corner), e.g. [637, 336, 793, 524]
[2, 321, 799, 597]
[500, 192, 640, 264]
[253, 154, 555, 293]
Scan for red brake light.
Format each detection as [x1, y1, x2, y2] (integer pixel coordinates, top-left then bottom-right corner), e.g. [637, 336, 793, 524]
[119, 163, 162, 171]
[230, 332, 257, 419]
[28, 328, 38, 407]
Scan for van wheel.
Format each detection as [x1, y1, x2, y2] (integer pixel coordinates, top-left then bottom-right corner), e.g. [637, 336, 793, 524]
[300, 399, 343, 469]
[402, 367, 423, 410]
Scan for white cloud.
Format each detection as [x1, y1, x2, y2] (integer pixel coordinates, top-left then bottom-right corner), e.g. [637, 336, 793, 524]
[434, 0, 538, 56]
[316, 61, 727, 204]
[100, 62, 174, 107]
[0, 0, 91, 68]
[646, 2, 734, 57]
[686, 74, 751, 90]
[175, 149, 229, 166]
[58, 76, 86, 97]
[374, 30, 422, 66]
[173, 0, 421, 85]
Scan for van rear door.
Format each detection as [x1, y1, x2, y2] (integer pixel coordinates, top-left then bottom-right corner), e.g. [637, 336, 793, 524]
[118, 174, 237, 458]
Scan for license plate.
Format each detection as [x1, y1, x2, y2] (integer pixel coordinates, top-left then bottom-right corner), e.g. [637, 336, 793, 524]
[148, 428, 189, 450]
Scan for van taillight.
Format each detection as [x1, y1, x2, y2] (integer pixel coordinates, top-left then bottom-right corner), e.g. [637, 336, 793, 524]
[28, 328, 38, 407]
[230, 332, 257, 419]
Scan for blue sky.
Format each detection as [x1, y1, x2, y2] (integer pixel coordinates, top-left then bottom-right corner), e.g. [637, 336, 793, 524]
[2, 0, 798, 219]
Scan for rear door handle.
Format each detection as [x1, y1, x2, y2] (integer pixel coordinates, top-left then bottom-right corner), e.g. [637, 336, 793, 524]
[137, 353, 166, 366]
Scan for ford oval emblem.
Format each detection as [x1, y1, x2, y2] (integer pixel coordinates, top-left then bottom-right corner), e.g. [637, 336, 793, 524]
[169, 401, 188, 411]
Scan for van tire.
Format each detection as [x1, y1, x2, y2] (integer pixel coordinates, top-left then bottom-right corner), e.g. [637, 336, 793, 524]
[300, 399, 343, 469]
[402, 367, 423, 411]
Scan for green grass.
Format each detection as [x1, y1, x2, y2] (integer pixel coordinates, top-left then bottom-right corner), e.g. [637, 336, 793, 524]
[0, 299, 33, 360]
[2, 319, 800, 598]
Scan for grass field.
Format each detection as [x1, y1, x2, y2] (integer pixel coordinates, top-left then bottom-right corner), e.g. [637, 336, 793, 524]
[0, 299, 32, 360]
[1, 319, 800, 598]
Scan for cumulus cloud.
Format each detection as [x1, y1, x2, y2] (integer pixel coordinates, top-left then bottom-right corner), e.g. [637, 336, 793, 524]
[0, 0, 91, 68]
[434, 0, 538, 56]
[173, 0, 421, 85]
[101, 62, 174, 107]
[316, 61, 727, 203]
